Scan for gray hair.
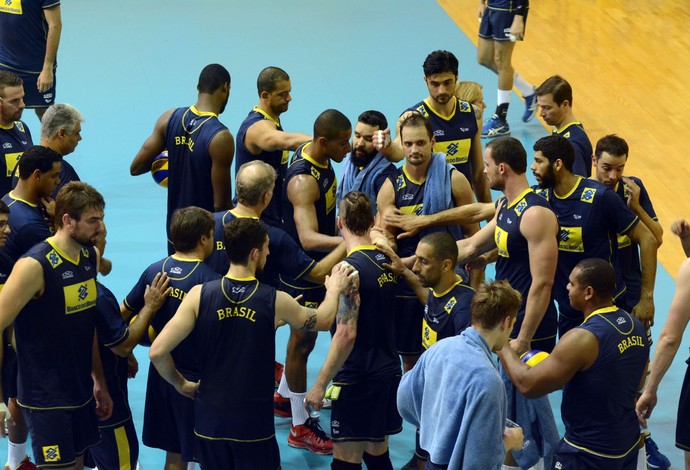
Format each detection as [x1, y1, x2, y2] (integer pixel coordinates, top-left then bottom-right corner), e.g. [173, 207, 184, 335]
[41, 103, 84, 140]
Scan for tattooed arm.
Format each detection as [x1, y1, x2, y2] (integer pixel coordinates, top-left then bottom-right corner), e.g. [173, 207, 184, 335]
[275, 262, 356, 330]
[305, 281, 361, 413]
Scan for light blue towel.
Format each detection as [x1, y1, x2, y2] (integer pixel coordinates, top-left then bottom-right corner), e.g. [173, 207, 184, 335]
[336, 151, 390, 214]
[421, 152, 462, 240]
[500, 364, 559, 469]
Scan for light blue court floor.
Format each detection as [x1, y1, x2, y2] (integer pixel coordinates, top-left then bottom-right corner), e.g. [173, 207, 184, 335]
[3, 0, 688, 468]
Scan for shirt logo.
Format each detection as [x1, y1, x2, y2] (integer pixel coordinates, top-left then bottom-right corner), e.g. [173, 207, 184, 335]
[232, 286, 246, 294]
[495, 226, 510, 258]
[459, 127, 469, 132]
[616, 316, 626, 325]
[395, 175, 406, 191]
[170, 267, 182, 275]
[580, 187, 597, 203]
[375, 254, 386, 261]
[16, 122, 25, 132]
[514, 200, 528, 217]
[61, 271, 73, 280]
[310, 166, 321, 180]
[444, 297, 457, 314]
[445, 142, 458, 156]
[2, 143, 11, 150]
[78, 284, 89, 300]
[42, 445, 61, 463]
[433, 129, 445, 137]
[46, 250, 63, 269]
[64, 279, 97, 315]
[558, 227, 584, 253]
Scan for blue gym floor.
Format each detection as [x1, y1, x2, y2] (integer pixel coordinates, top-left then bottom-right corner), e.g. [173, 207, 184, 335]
[3, 0, 688, 468]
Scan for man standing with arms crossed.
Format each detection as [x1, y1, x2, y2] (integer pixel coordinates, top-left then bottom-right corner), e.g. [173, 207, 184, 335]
[131, 64, 234, 253]
[234, 66, 310, 226]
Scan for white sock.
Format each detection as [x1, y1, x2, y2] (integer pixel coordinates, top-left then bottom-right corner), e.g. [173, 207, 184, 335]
[514, 73, 534, 97]
[187, 463, 197, 470]
[497, 89, 512, 105]
[290, 391, 309, 426]
[277, 370, 290, 397]
[636, 446, 647, 470]
[7, 440, 27, 469]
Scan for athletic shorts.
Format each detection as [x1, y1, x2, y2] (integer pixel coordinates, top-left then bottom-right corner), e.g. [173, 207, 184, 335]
[196, 435, 280, 470]
[1, 343, 17, 400]
[84, 418, 139, 470]
[551, 439, 638, 470]
[23, 401, 100, 469]
[330, 376, 403, 442]
[279, 278, 325, 307]
[142, 363, 197, 462]
[395, 296, 424, 356]
[0, 65, 56, 108]
[676, 354, 690, 451]
[478, 8, 529, 42]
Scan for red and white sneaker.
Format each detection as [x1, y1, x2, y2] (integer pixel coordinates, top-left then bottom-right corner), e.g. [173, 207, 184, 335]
[273, 391, 291, 418]
[274, 361, 284, 389]
[287, 417, 333, 455]
[4, 456, 37, 470]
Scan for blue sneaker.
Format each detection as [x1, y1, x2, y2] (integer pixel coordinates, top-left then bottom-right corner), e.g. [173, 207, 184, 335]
[645, 434, 670, 469]
[481, 114, 510, 138]
[522, 87, 538, 122]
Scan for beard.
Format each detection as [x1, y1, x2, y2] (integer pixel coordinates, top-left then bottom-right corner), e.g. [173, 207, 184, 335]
[350, 147, 377, 167]
[535, 166, 556, 189]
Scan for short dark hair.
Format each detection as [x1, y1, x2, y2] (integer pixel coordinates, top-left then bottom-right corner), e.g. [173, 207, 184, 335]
[420, 231, 458, 265]
[357, 110, 388, 130]
[313, 109, 351, 141]
[0, 70, 22, 93]
[471, 280, 522, 330]
[574, 258, 616, 300]
[169, 207, 214, 252]
[533, 135, 575, 172]
[54, 181, 105, 229]
[0, 199, 9, 216]
[423, 50, 459, 77]
[198, 64, 231, 94]
[236, 161, 277, 206]
[257, 66, 290, 95]
[536, 75, 573, 106]
[223, 218, 269, 265]
[595, 134, 629, 160]
[17, 145, 62, 180]
[339, 191, 374, 236]
[399, 113, 433, 141]
[486, 136, 527, 174]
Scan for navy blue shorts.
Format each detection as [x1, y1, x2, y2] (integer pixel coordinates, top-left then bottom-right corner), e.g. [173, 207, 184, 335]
[0, 65, 56, 108]
[478, 8, 529, 42]
[142, 363, 197, 462]
[23, 401, 100, 469]
[551, 439, 638, 470]
[330, 376, 403, 442]
[394, 296, 424, 356]
[196, 435, 280, 470]
[84, 417, 139, 469]
[676, 355, 690, 451]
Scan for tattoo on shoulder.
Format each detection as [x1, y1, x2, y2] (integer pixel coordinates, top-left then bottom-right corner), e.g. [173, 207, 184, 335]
[300, 309, 317, 331]
[336, 284, 361, 325]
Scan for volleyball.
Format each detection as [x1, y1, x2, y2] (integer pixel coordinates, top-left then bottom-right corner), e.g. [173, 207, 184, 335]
[128, 314, 158, 347]
[520, 349, 549, 367]
[151, 151, 169, 187]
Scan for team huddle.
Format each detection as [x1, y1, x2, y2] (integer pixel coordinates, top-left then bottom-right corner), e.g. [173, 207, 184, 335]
[0, 2, 687, 469]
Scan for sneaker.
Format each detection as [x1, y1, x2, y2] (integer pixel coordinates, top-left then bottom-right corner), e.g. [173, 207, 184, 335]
[4, 456, 37, 470]
[274, 361, 284, 388]
[273, 391, 291, 418]
[400, 454, 418, 470]
[645, 434, 671, 469]
[522, 87, 538, 122]
[481, 114, 510, 138]
[287, 417, 333, 455]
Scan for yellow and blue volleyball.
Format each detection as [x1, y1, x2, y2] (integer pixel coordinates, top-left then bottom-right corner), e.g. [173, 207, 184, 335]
[520, 349, 549, 367]
[151, 151, 169, 188]
[128, 314, 158, 347]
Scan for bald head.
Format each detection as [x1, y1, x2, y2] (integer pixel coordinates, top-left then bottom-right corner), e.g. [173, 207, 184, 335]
[236, 161, 277, 206]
